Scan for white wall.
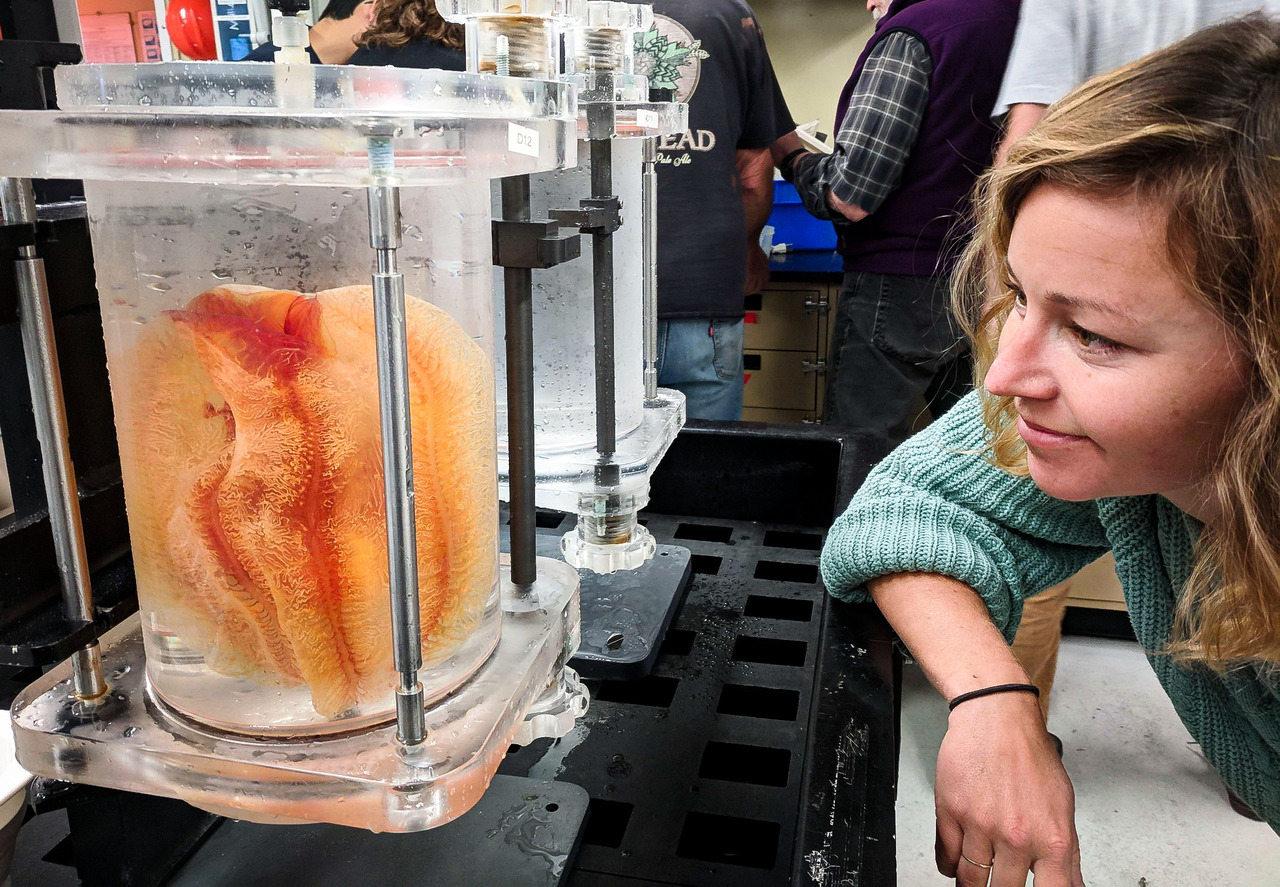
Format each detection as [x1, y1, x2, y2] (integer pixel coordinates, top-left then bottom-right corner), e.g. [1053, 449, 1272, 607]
[753, 0, 875, 141]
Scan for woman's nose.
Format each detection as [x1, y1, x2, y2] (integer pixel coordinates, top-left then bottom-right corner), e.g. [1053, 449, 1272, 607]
[984, 313, 1056, 400]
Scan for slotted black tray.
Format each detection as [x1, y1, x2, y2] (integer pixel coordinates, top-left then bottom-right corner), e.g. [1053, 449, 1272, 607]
[500, 422, 897, 886]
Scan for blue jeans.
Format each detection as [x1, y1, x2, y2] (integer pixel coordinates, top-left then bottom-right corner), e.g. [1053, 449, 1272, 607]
[656, 318, 744, 421]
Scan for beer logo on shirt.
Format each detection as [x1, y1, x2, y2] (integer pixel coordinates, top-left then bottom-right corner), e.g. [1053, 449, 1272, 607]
[635, 14, 708, 103]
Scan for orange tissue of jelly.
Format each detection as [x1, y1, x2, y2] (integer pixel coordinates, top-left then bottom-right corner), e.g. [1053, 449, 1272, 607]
[116, 285, 497, 719]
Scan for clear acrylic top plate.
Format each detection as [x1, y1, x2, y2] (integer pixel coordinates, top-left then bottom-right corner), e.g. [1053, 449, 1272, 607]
[0, 63, 578, 187]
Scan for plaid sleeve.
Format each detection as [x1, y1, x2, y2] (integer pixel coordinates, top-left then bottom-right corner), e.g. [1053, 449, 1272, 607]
[796, 31, 932, 219]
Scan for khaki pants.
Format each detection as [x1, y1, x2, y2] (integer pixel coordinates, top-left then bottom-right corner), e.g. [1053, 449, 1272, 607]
[1010, 580, 1071, 722]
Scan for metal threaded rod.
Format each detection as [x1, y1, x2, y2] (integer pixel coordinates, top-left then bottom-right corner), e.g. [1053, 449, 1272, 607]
[501, 175, 538, 590]
[366, 142, 426, 747]
[478, 16, 551, 77]
[590, 125, 617, 468]
[642, 137, 659, 402]
[495, 34, 510, 77]
[2, 177, 108, 702]
[580, 509, 634, 544]
[576, 28, 626, 74]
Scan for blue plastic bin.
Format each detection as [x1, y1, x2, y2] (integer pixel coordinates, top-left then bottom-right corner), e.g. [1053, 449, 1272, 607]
[767, 180, 837, 251]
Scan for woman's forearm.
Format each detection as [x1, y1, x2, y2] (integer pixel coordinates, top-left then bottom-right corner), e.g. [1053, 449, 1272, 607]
[868, 572, 1034, 700]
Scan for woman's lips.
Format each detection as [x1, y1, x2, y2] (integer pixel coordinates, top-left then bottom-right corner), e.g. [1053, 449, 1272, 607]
[1017, 415, 1088, 448]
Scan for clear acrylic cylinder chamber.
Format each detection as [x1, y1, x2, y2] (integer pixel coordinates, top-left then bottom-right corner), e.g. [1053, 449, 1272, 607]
[0, 60, 579, 739]
[93, 179, 501, 736]
[0, 59, 583, 832]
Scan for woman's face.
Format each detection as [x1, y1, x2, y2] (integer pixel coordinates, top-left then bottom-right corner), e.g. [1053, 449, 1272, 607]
[985, 184, 1250, 519]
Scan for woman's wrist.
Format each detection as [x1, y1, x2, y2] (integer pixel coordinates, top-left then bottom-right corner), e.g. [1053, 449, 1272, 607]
[946, 686, 1045, 726]
[948, 682, 1039, 712]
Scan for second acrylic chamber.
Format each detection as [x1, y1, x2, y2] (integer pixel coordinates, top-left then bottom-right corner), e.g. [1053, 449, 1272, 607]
[495, 139, 646, 452]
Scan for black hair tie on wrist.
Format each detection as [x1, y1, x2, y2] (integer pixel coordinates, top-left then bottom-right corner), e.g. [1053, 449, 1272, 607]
[947, 682, 1040, 712]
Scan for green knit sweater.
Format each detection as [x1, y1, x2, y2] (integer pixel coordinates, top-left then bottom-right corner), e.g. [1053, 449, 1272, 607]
[820, 392, 1280, 832]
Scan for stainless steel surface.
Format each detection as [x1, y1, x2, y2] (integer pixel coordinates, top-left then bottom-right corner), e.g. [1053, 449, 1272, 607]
[69, 646, 105, 701]
[641, 137, 659, 403]
[1, 177, 37, 226]
[35, 200, 88, 223]
[368, 183, 401, 250]
[51, 0, 82, 44]
[395, 685, 427, 746]
[4, 176, 108, 702]
[500, 175, 538, 590]
[366, 168, 426, 747]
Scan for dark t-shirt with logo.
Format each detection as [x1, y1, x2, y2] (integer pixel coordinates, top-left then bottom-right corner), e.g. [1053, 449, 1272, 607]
[637, 1, 794, 319]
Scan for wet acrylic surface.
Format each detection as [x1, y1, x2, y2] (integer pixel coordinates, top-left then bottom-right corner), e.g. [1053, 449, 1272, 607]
[9, 558, 581, 835]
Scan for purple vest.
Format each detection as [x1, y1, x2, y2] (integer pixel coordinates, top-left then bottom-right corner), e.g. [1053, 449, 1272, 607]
[834, 0, 1019, 276]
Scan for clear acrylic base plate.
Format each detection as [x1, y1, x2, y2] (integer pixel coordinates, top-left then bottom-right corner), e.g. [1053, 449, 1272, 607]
[10, 557, 582, 834]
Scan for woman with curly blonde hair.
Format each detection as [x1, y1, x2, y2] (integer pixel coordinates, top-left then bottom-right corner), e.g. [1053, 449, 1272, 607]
[348, 0, 465, 70]
[821, 14, 1280, 884]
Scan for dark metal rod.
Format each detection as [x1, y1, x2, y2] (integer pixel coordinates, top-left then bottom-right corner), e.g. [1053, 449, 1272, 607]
[367, 168, 426, 747]
[501, 175, 538, 589]
[590, 135, 617, 460]
[2, 177, 107, 702]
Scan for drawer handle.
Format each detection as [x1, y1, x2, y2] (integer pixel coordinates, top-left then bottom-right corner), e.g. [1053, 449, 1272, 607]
[801, 359, 827, 375]
[803, 297, 830, 315]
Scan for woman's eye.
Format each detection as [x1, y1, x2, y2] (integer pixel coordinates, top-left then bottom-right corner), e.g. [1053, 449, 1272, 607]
[1011, 287, 1027, 309]
[1069, 324, 1123, 354]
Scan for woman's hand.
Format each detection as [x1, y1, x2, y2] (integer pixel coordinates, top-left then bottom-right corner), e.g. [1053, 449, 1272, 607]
[864, 573, 1088, 884]
[934, 691, 1085, 887]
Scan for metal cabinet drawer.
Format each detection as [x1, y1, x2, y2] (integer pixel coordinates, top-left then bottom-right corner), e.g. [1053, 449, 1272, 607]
[742, 350, 822, 411]
[743, 286, 827, 352]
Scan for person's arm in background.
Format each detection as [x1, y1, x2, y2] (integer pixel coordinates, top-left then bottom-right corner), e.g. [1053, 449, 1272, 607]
[994, 101, 1047, 165]
[738, 146, 774, 295]
[990, 0, 1077, 164]
[736, 12, 796, 295]
[778, 31, 931, 225]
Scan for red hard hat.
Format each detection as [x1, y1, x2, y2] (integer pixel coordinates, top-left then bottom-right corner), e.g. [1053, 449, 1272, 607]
[166, 0, 218, 61]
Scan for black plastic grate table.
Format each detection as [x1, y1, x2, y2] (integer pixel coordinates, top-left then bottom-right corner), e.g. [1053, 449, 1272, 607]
[501, 422, 897, 886]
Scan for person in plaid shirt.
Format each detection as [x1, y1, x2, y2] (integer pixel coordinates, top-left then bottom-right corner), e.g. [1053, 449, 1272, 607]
[775, 0, 1018, 442]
